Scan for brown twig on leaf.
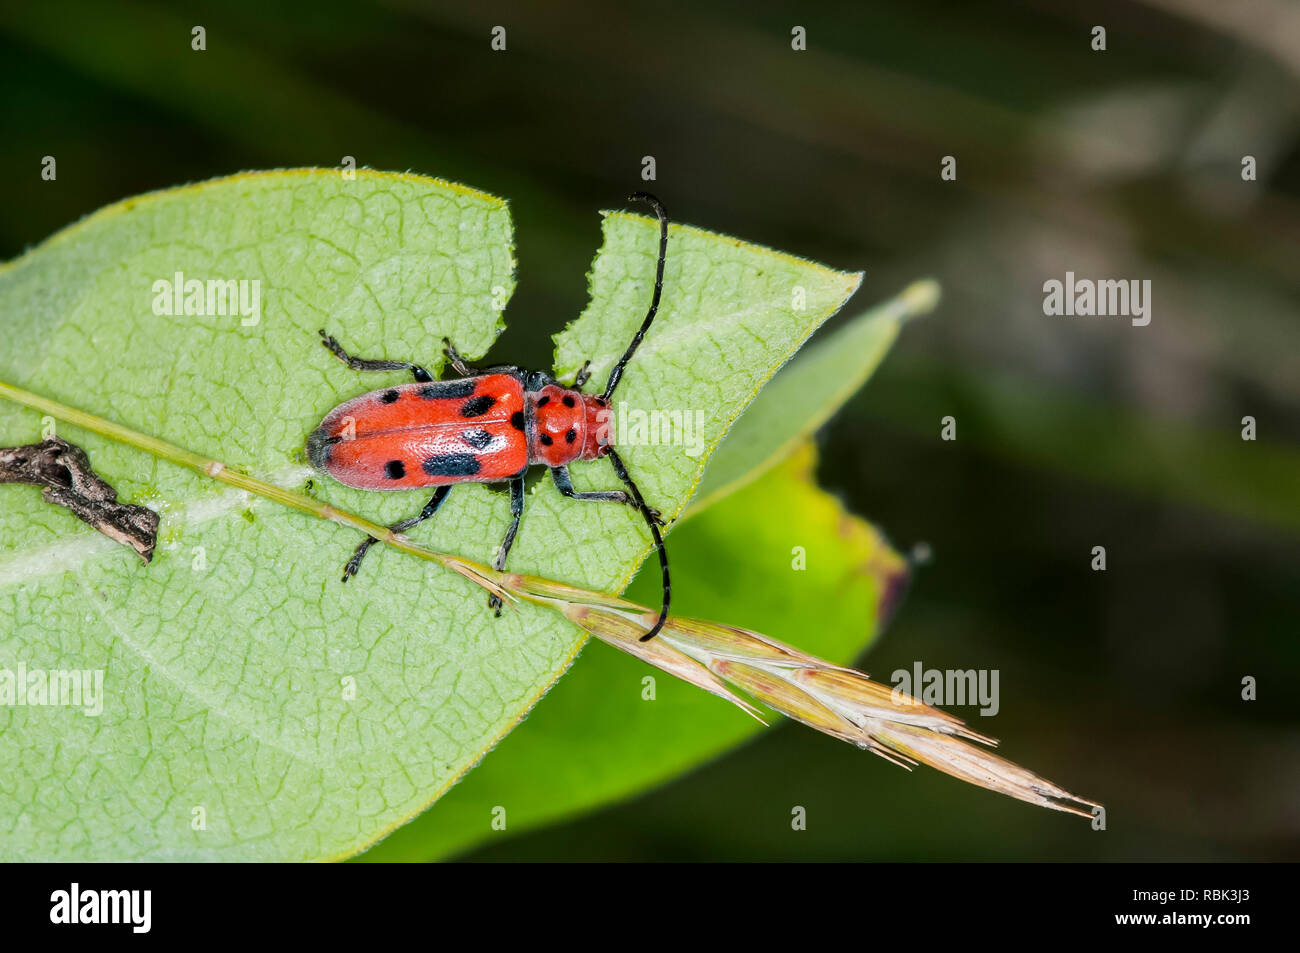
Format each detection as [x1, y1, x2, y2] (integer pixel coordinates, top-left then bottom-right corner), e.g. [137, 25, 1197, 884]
[0, 436, 159, 562]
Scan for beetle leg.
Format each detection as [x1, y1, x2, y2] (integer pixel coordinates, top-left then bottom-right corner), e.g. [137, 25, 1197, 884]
[605, 446, 670, 641]
[489, 477, 527, 615]
[550, 466, 663, 525]
[319, 329, 434, 383]
[574, 360, 593, 389]
[441, 338, 475, 377]
[341, 486, 452, 581]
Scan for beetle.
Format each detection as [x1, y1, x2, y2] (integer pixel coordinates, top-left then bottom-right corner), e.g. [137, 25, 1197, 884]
[306, 192, 671, 641]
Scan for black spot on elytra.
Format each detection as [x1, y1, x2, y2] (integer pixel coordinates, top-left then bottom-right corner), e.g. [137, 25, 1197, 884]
[418, 379, 476, 400]
[565, 428, 577, 444]
[540, 434, 553, 446]
[423, 453, 481, 477]
[462, 428, 493, 450]
[510, 411, 525, 431]
[460, 394, 496, 417]
[384, 459, 406, 480]
[563, 395, 576, 408]
[536, 395, 550, 408]
[380, 389, 399, 404]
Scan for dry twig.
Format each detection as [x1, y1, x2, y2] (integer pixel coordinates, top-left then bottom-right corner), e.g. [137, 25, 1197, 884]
[0, 436, 159, 562]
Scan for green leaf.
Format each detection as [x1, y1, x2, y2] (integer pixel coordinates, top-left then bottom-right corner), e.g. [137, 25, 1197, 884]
[688, 279, 939, 515]
[358, 444, 906, 860]
[0, 170, 861, 860]
[552, 211, 862, 515]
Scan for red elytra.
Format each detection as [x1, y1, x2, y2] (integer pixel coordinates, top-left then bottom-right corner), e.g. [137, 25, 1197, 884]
[308, 375, 610, 490]
[307, 193, 671, 641]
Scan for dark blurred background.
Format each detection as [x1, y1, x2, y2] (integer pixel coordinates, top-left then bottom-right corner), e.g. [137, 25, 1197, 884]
[2, 0, 1297, 860]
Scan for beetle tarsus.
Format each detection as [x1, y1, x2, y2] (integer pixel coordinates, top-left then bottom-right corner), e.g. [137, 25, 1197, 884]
[319, 328, 434, 383]
[442, 337, 473, 377]
[342, 539, 374, 581]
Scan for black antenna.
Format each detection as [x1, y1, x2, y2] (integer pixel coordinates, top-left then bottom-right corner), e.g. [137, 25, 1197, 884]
[603, 192, 668, 403]
[606, 447, 670, 641]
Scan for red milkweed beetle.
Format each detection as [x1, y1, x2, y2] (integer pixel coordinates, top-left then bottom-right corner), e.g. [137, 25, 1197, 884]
[307, 192, 671, 641]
